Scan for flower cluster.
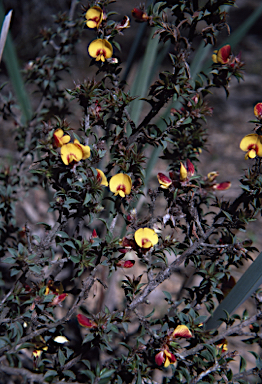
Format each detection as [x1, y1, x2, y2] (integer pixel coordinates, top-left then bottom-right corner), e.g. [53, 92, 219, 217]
[240, 103, 262, 159]
[52, 130, 134, 195]
[53, 129, 91, 165]
[157, 161, 230, 192]
[155, 325, 192, 367]
[85, 6, 129, 62]
[212, 44, 242, 69]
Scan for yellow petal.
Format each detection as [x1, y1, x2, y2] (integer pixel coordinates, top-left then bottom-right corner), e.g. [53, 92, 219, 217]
[96, 169, 108, 186]
[164, 356, 170, 368]
[212, 51, 218, 63]
[61, 143, 83, 165]
[73, 139, 91, 160]
[180, 162, 188, 181]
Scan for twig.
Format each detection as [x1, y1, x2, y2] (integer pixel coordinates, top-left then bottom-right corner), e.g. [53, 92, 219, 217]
[128, 217, 224, 311]
[25, 222, 33, 254]
[189, 359, 220, 384]
[0, 364, 83, 384]
[110, 213, 118, 233]
[0, 268, 97, 360]
[232, 367, 260, 381]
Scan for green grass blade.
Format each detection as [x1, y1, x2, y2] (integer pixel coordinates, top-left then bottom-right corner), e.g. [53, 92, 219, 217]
[0, 9, 12, 63]
[205, 251, 262, 330]
[0, 4, 32, 122]
[128, 28, 159, 129]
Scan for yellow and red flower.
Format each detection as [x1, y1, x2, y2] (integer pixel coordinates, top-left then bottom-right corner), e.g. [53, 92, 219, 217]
[53, 129, 70, 148]
[155, 347, 176, 368]
[85, 6, 103, 29]
[240, 133, 262, 159]
[109, 173, 132, 197]
[61, 143, 83, 165]
[171, 324, 193, 339]
[212, 45, 231, 64]
[96, 169, 108, 186]
[134, 228, 158, 248]
[254, 102, 262, 119]
[77, 314, 97, 328]
[60, 140, 90, 165]
[157, 173, 172, 189]
[88, 39, 113, 62]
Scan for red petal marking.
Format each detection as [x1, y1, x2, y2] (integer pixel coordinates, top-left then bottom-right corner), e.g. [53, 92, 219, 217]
[247, 143, 258, 153]
[142, 238, 150, 246]
[67, 153, 78, 163]
[96, 49, 106, 58]
[116, 184, 126, 192]
[53, 135, 60, 147]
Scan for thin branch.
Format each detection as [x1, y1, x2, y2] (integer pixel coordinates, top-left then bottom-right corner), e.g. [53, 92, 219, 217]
[232, 367, 260, 381]
[0, 268, 97, 360]
[181, 310, 262, 358]
[189, 359, 220, 384]
[0, 364, 83, 384]
[128, 217, 224, 311]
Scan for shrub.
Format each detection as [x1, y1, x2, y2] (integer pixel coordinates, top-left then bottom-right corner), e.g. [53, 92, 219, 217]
[0, 1, 262, 383]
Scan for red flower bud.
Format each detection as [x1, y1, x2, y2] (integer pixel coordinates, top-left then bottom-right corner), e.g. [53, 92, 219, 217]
[157, 173, 172, 189]
[212, 181, 231, 191]
[92, 229, 98, 238]
[49, 293, 68, 306]
[186, 159, 195, 177]
[116, 260, 135, 268]
[132, 8, 149, 21]
[155, 351, 165, 366]
[254, 102, 262, 119]
[77, 314, 97, 328]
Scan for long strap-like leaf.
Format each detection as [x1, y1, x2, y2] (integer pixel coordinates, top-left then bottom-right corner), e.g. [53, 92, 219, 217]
[0, 3, 32, 122]
[205, 251, 262, 330]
